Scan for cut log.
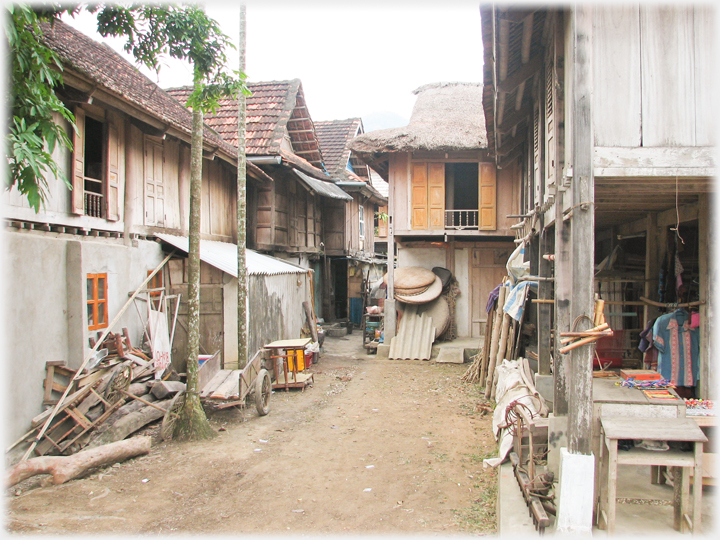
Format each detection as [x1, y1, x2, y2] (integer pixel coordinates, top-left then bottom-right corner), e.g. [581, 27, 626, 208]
[85, 398, 172, 449]
[128, 382, 149, 396]
[7, 436, 151, 487]
[150, 380, 186, 400]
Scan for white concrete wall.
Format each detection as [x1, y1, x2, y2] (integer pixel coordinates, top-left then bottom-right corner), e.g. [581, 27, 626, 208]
[397, 247, 446, 271]
[2, 231, 163, 441]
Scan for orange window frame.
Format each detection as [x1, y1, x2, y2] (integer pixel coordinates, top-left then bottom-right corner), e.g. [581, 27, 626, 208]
[87, 273, 108, 331]
[147, 270, 164, 297]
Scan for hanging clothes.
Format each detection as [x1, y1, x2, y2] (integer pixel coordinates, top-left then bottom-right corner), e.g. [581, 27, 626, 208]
[652, 309, 699, 387]
[638, 317, 659, 371]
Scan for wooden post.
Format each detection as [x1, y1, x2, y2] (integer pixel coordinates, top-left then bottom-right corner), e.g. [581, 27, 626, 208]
[538, 226, 553, 375]
[698, 193, 714, 399]
[554, 188, 570, 417]
[643, 212, 660, 346]
[384, 157, 397, 341]
[567, 5, 594, 456]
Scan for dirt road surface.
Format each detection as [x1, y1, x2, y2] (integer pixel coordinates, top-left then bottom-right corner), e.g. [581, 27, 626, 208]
[7, 331, 498, 535]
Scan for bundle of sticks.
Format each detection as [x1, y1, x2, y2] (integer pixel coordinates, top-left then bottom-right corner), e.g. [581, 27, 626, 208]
[558, 298, 612, 355]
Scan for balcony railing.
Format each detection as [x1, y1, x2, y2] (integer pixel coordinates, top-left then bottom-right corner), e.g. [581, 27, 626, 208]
[85, 191, 104, 218]
[445, 210, 478, 230]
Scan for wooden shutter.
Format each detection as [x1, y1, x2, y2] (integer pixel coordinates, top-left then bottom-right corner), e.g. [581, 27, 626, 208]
[428, 162, 445, 229]
[478, 163, 497, 230]
[71, 108, 85, 215]
[411, 162, 428, 229]
[377, 205, 388, 237]
[545, 55, 556, 192]
[106, 122, 120, 221]
[144, 138, 165, 226]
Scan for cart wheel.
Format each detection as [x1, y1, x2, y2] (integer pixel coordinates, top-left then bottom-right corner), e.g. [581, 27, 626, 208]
[161, 390, 185, 441]
[255, 369, 271, 416]
[104, 363, 133, 404]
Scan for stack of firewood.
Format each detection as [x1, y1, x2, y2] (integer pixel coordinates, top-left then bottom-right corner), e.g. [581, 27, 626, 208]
[7, 328, 185, 474]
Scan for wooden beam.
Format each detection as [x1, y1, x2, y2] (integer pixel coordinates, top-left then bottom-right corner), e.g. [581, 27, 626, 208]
[498, 8, 539, 24]
[498, 106, 532, 135]
[498, 53, 544, 94]
[497, 131, 527, 157]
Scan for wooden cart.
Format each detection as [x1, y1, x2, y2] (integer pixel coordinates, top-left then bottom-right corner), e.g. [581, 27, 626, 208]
[161, 349, 271, 440]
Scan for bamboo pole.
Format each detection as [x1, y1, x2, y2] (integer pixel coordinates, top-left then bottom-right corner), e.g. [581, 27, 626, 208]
[484, 284, 507, 396]
[479, 302, 496, 385]
[20, 251, 175, 462]
[559, 332, 612, 355]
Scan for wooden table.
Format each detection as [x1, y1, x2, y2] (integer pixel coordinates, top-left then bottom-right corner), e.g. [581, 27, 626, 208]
[597, 416, 707, 534]
[264, 338, 313, 391]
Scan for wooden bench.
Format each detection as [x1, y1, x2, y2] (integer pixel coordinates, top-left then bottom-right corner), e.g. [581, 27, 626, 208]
[597, 416, 707, 534]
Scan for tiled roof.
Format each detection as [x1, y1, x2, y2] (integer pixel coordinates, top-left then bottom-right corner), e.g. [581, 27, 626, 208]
[314, 118, 369, 180]
[166, 80, 324, 168]
[38, 20, 234, 158]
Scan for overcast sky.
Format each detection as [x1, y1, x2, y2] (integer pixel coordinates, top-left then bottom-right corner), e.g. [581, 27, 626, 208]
[62, 0, 484, 132]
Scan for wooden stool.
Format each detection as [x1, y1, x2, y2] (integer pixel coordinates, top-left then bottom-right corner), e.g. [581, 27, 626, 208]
[597, 416, 707, 534]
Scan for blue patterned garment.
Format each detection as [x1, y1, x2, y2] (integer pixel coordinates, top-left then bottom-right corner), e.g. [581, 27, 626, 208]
[652, 309, 700, 386]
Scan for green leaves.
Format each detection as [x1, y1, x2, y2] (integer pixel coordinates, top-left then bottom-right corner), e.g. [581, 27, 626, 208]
[93, 3, 249, 113]
[6, 2, 247, 212]
[5, 3, 74, 212]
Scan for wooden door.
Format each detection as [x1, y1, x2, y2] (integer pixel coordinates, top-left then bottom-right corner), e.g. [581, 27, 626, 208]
[144, 138, 165, 226]
[106, 122, 120, 221]
[478, 163, 497, 231]
[428, 162, 445, 229]
[411, 162, 428, 229]
[470, 245, 513, 337]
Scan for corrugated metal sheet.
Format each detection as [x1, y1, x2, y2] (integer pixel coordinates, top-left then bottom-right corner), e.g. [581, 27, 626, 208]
[389, 304, 435, 361]
[156, 233, 307, 277]
[293, 169, 353, 201]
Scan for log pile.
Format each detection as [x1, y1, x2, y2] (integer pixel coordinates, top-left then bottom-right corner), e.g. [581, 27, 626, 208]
[7, 328, 185, 465]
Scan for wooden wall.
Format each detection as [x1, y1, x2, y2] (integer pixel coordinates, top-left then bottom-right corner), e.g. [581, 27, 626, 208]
[593, 4, 715, 148]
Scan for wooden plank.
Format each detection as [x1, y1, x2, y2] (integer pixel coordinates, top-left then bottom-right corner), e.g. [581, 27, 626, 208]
[594, 146, 716, 176]
[593, 5, 641, 147]
[209, 370, 241, 400]
[600, 417, 707, 443]
[640, 5, 696, 146]
[200, 370, 235, 398]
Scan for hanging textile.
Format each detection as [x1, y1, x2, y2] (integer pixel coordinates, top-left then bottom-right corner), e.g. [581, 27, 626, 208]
[652, 309, 699, 387]
[638, 317, 659, 371]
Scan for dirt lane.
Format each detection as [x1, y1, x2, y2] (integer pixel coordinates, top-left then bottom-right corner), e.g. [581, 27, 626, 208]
[7, 332, 498, 535]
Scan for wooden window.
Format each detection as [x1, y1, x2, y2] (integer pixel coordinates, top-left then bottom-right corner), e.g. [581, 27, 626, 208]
[70, 106, 121, 221]
[359, 204, 365, 239]
[87, 273, 108, 331]
[143, 137, 165, 227]
[478, 163, 497, 230]
[411, 162, 445, 230]
[147, 270, 164, 297]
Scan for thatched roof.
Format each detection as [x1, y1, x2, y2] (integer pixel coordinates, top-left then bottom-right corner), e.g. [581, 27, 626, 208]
[348, 82, 487, 159]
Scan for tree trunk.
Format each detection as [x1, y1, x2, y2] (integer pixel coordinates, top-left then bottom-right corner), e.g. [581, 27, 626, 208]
[236, 4, 249, 369]
[7, 436, 151, 487]
[86, 398, 173, 448]
[174, 77, 216, 441]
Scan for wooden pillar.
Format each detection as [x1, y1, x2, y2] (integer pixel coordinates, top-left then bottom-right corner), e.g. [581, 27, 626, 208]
[554, 188, 570, 416]
[698, 194, 714, 399]
[384, 159, 397, 341]
[567, 5, 594, 456]
[643, 213, 660, 334]
[538, 225, 553, 375]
